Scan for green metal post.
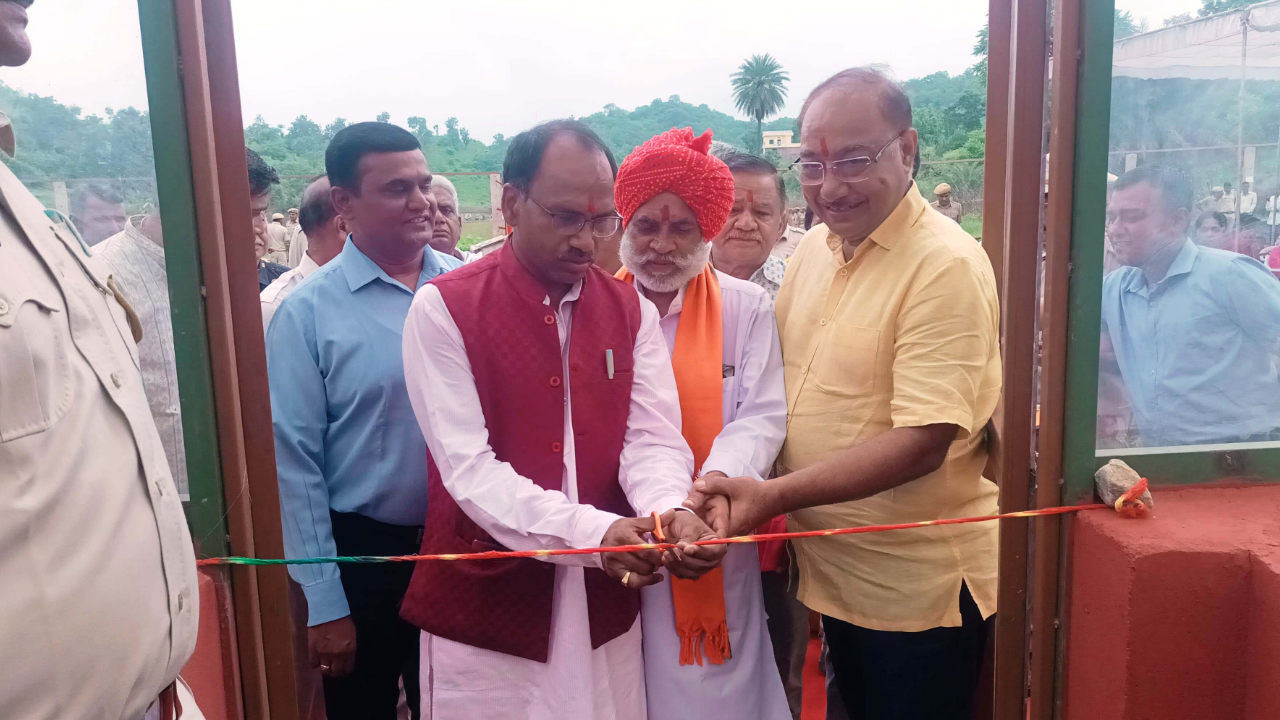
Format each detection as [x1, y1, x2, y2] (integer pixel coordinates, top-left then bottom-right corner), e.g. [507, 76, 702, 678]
[136, 0, 228, 555]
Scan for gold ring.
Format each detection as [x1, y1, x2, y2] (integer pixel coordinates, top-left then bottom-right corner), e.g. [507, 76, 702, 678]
[621, 571, 632, 587]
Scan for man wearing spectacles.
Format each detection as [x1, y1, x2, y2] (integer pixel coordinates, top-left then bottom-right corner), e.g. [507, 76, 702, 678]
[694, 66, 1002, 720]
[0, 1, 205, 718]
[399, 119, 723, 720]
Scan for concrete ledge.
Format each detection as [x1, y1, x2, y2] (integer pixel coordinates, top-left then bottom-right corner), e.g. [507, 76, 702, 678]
[1064, 485, 1280, 720]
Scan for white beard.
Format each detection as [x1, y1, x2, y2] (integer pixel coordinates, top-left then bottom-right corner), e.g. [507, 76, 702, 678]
[621, 229, 711, 293]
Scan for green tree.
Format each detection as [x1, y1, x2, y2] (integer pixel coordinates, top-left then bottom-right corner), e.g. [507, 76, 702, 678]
[460, 128, 471, 147]
[324, 117, 348, 138]
[1115, 9, 1148, 39]
[1198, 0, 1253, 17]
[407, 116, 430, 137]
[286, 115, 325, 157]
[445, 117, 461, 148]
[376, 112, 391, 123]
[1164, 12, 1194, 26]
[731, 53, 789, 156]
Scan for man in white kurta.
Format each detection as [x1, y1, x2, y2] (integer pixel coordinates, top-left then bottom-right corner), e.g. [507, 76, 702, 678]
[401, 121, 724, 720]
[629, 268, 790, 719]
[612, 126, 790, 719]
[404, 279, 699, 720]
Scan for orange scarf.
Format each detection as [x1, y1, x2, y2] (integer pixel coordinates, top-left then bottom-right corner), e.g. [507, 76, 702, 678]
[617, 264, 731, 666]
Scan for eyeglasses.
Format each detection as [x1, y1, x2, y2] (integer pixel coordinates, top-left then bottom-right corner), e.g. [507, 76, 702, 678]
[791, 130, 908, 186]
[525, 194, 623, 237]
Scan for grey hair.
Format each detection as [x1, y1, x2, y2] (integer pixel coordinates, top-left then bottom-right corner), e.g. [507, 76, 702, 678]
[798, 65, 912, 132]
[431, 174, 460, 211]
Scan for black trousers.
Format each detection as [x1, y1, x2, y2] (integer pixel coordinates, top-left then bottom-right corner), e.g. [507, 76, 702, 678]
[823, 583, 992, 720]
[322, 511, 423, 720]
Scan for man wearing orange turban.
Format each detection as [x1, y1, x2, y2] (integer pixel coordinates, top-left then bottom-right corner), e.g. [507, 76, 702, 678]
[615, 128, 791, 719]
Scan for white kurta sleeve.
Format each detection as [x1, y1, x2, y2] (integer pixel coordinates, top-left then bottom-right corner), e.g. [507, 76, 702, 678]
[617, 296, 697, 517]
[700, 292, 788, 482]
[402, 285, 623, 568]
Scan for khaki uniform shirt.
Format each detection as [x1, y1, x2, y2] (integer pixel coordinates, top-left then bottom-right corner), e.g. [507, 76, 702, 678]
[775, 183, 1000, 632]
[931, 199, 963, 224]
[0, 115, 198, 719]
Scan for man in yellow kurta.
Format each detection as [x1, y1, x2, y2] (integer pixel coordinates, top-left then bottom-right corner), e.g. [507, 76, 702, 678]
[694, 66, 1001, 720]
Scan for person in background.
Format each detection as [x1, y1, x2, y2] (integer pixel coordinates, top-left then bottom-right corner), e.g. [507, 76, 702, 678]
[268, 122, 461, 720]
[261, 176, 348, 330]
[931, 182, 963, 224]
[266, 211, 290, 262]
[0, 2, 203, 717]
[247, 149, 290, 291]
[398, 119, 722, 720]
[1197, 185, 1226, 214]
[1102, 164, 1280, 446]
[1240, 180, 1258, 223]
[285, 206, 307, 267]
[1195, 211, 1228, 247]
[1222, 181, 1237, 218]
[69, 182, 127, 246]
[92, 209, 189, 500]
[427, 174, 476, 262]
[613, 127, 790, 720]
[708, 146, 789, 301]
[257, 227, 290, 291]
[1195, 209, 1267, 260]
[694, 67, 1001, 720]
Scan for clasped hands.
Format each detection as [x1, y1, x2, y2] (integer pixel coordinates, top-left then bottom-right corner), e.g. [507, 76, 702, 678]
[601, 470, 785, 588]
[601, 507, 727, 588]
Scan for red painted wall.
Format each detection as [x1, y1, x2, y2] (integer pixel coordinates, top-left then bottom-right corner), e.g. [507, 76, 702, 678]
[1064, 485, 1280, 720]
[182, 568, 239, 720]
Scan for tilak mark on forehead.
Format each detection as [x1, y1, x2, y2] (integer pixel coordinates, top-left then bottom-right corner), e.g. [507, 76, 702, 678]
[819, 137, 830, 158]
[587, 196, 596, 215]
[660, 204, 670, 222]
[746, 190, 755, 205]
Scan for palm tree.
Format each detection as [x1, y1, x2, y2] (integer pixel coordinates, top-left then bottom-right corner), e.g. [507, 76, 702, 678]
[731, 54, 790, 154]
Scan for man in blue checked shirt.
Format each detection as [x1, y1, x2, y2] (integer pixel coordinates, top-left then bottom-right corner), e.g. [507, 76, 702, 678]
[267, 121, 461, 720]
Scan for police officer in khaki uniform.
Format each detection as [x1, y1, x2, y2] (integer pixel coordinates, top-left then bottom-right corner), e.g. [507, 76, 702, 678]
[0, 2, 203, 717]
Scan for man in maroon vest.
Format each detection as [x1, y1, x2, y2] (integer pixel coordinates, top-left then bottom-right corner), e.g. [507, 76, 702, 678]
[400, 119, 727, 720]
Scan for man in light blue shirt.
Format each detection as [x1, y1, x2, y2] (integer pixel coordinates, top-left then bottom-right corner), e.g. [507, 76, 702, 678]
[1101, 164, 1280, 448]
[267, 122, 460, 720]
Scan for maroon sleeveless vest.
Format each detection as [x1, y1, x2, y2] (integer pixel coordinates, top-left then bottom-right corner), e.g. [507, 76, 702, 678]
[399, 242, 643, 662]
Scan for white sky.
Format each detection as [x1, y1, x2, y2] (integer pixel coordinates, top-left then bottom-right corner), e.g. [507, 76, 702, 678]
[2, 0, 1202, 142]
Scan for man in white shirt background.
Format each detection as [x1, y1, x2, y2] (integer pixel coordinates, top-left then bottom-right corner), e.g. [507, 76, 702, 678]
[1240, 179, 1258, 223]
[261, 176, 348, 330]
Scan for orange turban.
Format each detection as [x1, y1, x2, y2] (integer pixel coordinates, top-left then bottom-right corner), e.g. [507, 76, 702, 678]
[614, 127, 736, 240]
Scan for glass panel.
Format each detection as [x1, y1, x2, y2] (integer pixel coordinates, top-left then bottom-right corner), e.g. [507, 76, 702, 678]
[1097, 2, 1280, 455]
[5, 2, 191, 497]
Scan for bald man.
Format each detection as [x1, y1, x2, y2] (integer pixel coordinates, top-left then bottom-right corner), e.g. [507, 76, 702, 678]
[695, 66, 1000, 720]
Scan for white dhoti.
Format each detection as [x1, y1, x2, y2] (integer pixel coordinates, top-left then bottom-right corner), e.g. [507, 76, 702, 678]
[641, 544, 791, 719]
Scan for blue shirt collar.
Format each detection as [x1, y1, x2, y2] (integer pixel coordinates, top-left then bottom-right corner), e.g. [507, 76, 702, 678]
[338, 236, 450, 293]
[1124, 238, 1198, 295]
